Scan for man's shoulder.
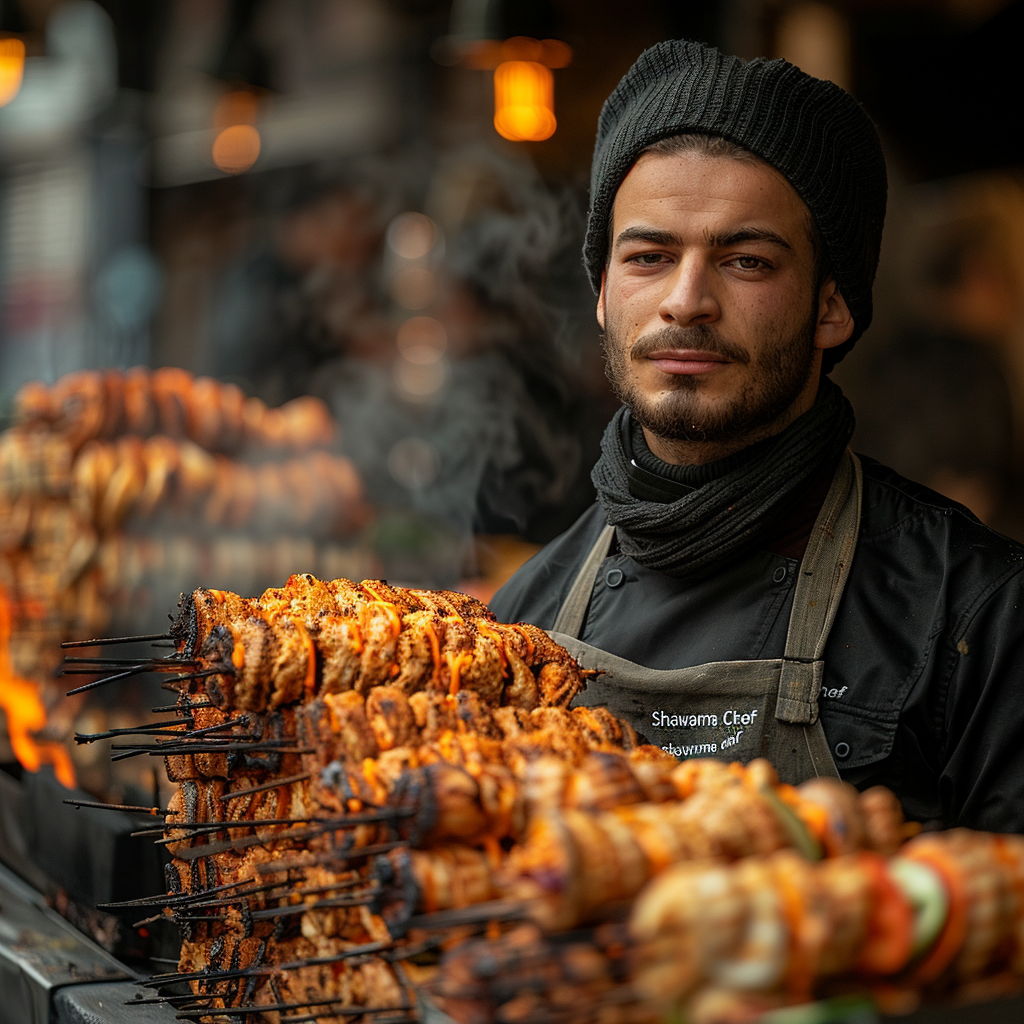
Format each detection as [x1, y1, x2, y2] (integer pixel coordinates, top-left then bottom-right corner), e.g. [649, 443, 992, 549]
[489, 503, 608, 628]
[856, 454, 1024, 599]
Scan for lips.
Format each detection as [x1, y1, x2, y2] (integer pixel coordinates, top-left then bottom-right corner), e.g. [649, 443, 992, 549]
[643, 349, 731, 375]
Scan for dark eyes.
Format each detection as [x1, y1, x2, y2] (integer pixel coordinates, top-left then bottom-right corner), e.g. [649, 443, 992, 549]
[731, 255, 767, 271]
[624, 252, 771, 271]
[627, 252, 668, 266]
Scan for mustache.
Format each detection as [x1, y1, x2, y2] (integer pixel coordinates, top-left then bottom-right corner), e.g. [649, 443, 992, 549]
[628, 324, 750, 365]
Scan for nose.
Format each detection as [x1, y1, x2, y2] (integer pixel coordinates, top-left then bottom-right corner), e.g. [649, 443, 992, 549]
[658, 254, 720, 326]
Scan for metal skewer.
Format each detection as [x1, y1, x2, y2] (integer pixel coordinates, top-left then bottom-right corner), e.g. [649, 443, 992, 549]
[61, 632, 173, 648]
[63, 798, 169, 815]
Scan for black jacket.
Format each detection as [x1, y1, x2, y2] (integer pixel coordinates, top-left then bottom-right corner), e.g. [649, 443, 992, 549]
[490, 456, 1024, 833]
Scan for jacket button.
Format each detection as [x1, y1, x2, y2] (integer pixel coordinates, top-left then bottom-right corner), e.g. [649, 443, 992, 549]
[834, 741, 851, 760]
[773, 566, 787, 583]
[605, 568, 624, 588]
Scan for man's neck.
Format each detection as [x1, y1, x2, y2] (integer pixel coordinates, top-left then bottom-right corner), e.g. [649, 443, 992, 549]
[642, 377, 822, 466]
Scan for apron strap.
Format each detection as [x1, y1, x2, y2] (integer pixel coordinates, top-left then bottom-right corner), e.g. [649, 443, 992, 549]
[551, 524, 615, 638]
[775, 449, 864, 727]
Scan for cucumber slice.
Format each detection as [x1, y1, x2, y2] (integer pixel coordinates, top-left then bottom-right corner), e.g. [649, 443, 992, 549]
[759, 784, 823, 861]
[889, 857, 949, 957]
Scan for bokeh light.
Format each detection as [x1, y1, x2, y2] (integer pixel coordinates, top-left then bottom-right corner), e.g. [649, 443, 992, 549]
[386, 212, 438, 260]
[0, 38, 25, 108]
[493, 61, 556, 142]
[212, 124, 262, 174]
[212, 91, 262, 175]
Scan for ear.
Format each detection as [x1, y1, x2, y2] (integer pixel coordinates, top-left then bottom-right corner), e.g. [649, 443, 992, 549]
[813, 280, 855, 351]
[596, 270, 607, 330]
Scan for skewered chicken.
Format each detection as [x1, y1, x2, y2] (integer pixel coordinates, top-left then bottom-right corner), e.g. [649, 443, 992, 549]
[69, 436, 368, 536]
[433, 832, 1024, 1024]
[1, 366, 372, 808]
[170, 575, 588, 714]
[628, 830, 1024, 1018]
[68, 571, 1024, 1024]
[15, 367, 336, 454]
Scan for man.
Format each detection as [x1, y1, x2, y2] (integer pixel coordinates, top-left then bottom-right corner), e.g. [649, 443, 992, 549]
[490, 39, 1024, 832]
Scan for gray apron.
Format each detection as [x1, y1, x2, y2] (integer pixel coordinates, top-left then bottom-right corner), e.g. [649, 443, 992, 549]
[548, 449, 863, 785]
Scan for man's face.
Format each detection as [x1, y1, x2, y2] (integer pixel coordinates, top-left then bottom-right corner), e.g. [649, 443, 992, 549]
[599, 150, 846, 453]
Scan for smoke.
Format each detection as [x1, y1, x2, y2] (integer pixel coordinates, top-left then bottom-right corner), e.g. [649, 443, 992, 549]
[307, 145, 589, 584]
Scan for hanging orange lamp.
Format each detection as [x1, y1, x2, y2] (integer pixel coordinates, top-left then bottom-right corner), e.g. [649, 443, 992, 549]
[464, 36, 572, 143]
[0, 36, 25, 108]
[212, 89, 262, 175]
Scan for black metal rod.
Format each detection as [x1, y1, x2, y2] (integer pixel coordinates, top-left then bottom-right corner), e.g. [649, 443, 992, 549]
[98, 876, 291, 911]
[219, 772, 312, 801]
[65, 665, 157, 696]
[61, 667, 148, 674]
[163, 667, 232, 684]
[75, 722, 192, 743]
[110, 741, 309, 763]
[143, 941, 393, 987]
[162, 880, 293, 912]
[138, 807, 412, 839]
[61, 632, 172, 648]
[101, 716, 249, 757]
[63, 798, 168, 815]
[62, 655, 199, 665]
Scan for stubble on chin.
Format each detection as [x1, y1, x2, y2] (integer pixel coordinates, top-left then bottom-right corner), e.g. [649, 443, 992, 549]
[600, 313, 818, 446]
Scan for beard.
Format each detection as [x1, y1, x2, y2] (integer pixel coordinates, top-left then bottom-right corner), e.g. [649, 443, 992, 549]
[601, 308, 819, 445]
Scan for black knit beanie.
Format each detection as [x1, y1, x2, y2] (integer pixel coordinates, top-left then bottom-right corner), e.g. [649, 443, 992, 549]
[585, 39, 888, 371]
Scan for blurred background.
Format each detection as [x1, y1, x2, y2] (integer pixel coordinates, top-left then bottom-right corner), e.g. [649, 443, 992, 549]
[1, 0, 1023, 796]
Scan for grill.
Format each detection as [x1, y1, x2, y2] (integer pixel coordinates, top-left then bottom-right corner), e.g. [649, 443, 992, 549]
[0, 764, 175, 1024]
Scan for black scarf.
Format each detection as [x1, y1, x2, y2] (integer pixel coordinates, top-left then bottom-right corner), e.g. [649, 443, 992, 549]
[591, 379, 855, 580]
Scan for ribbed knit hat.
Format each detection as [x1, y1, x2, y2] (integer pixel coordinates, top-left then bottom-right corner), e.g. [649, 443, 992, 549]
[585, 39, 888, 370]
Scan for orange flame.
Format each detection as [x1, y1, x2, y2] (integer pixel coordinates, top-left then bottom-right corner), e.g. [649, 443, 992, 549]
[0, 585, 76, 788]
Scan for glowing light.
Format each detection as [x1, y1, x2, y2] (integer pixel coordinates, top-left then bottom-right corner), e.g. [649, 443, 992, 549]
[213, 124, 261, 174]
[387, 213, 438, 260]
[212, 91, 262, 175]
[493, 61, 556, 142]
[0, 38, 25, 108]
[0, 585, 76, 788]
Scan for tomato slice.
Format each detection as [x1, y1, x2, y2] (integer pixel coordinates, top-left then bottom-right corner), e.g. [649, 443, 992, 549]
[902, 845, 970, 985]
[855, 853, 915, 976]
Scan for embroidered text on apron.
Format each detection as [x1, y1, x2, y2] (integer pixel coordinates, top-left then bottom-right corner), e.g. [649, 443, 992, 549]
[548, 449, 863, 785]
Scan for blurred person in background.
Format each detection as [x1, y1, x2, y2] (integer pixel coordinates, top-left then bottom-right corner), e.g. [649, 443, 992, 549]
[853, 332, 1020, 540]
[492, 39, 1024, 832]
